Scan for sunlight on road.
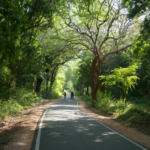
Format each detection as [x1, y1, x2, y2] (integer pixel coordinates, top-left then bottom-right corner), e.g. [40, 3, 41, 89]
[33, 95, 148, 150]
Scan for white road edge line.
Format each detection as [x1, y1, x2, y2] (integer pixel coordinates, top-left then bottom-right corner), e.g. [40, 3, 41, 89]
[35, 107, 48, 150]
[75, 97, 148, 150]
[35, 98, 64, 150]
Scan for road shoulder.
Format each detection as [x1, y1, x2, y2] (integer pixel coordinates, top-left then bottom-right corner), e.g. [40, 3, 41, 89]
[2, 97, 62, 150]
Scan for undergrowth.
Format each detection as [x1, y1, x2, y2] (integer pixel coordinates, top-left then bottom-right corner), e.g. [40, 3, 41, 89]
[41, 89, 63, 99]
[0, 87, 63, 119]
[0, 88, 43, 119]
[76, 90, 150, 134]
[75, 91, 92, 101]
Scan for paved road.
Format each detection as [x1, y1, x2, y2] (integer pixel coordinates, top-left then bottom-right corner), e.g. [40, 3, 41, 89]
[31, 94, 149, 150]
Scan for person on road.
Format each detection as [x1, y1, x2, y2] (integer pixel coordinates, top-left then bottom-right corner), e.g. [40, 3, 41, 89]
[64, 92, 66, 99]
[71, 91, 74, 99]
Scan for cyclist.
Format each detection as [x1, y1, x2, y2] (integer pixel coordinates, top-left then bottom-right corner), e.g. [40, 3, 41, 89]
[71, 91, 74, 99]
[64, 92, 66, 99]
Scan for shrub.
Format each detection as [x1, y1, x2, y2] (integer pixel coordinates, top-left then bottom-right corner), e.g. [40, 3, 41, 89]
[0, 88, 43, 119]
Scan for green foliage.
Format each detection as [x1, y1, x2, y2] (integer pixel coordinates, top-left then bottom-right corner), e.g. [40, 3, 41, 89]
[87, 90, 150, 132]
[41, 68, 64, 99]
[133, 27, 150, 79]
[0, 0, 59, 89]
[0, 88, 42, 119]
[41, 86, 62, 99]
[122, 0, 150, 82]
[117, 104, 150, 132]
[75, 91, 92, 101]
[101, 64, 139, 97]
[0, 100, 23, 119]
[77, 89, 150, 130]
[130, 97, 150, 106]
[88, 100, 97, 107]
[73, 51, 92, 94]
[61, 61, 77, 92]
[95, 90, 112, 112]
[122, 0, 150, 19]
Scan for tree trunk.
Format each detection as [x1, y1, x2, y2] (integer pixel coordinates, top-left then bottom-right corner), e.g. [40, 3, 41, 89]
[91, 89, 97, 100]
[49, 75, 55, 92]
[146, 79, 150, 100]
[90, 56, 101, 105]
[7, 83, 12, 100]
[86, 86, 89, 96]
[121, 88, 124, 99]
[46, 74, 50, 91]
[91, 76, 99, 104]
[82, 88, 85, 95]
[80, 87, 83, 95]
[32, 79, 35, 92]
[49, 80, 54, 93]
[119, 83, 124, 99]
[79, 86, 84, 95]
[46, 77, 49, 91]
[49, 66, 58, 93]
[24, 80, 26, 88]
[7, 79, 15, 100]
[36, 77, 43, 94]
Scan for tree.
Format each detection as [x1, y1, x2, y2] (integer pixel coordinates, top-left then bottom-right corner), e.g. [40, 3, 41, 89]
[57, 0, 139, 104]
[62, 66, 74, 91]
[35, 29, 77, 95]
[122, 0, 150, 19]
[73, 51, 92, 95]
[0, 0, 59, 99]
[100, 64, 139, 101]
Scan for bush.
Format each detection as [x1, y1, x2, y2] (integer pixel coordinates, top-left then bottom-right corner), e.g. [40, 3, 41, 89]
[0, 88, 43, 119]
[117, 104, 150, 124]
[129, 96, 150, 106]
[0, 100, 23, 118]
[75, 91, 92, 102]
[41, 88, 63, 99]
[96, 90, 112, 112]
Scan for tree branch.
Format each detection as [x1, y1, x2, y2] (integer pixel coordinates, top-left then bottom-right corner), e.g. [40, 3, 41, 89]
[100, 44, 132, 63]
[27, 0, 41, 23]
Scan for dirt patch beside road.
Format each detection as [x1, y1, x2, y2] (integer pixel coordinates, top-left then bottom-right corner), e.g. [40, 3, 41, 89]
[76, 96, 150, 149]
[1, 97, 62, 150]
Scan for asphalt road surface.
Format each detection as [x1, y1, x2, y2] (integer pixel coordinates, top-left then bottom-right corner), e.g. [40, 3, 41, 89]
[31, 94, 149, 150]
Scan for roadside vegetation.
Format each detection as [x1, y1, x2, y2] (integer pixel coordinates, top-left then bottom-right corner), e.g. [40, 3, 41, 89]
[76, 90, 150, 135]
[0, 89, 42, 119]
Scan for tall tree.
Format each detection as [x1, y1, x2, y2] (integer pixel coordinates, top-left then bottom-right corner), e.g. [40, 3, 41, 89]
[57, 0, 140, 103]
